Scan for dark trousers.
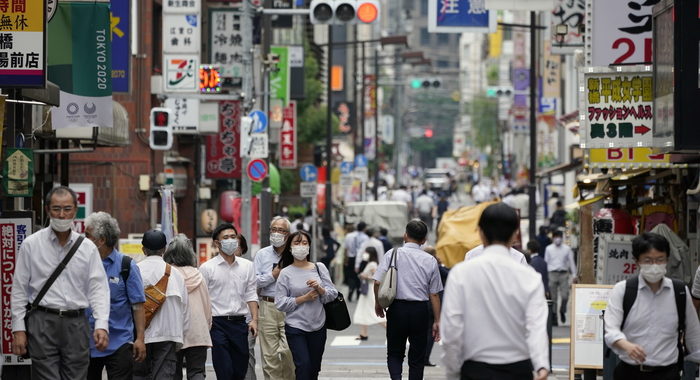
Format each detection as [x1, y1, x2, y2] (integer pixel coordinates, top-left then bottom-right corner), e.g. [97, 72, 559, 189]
[614, 361, 680, 380]
[461, 359, 533, 380]
[87, 343, 133, 380]
[285, 325, 327, 380]
[211, 317, 250, 380]
[425, 311, 435, 365]
[26, 309, 90, 380]
[133, 341, 177, 380]
[175, 346, 208, 380]
[344, 260, 360, 301]
[386, 300, 430, 380]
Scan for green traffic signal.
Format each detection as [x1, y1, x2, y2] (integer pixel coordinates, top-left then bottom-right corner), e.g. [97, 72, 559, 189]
[411, 79, 422, 89]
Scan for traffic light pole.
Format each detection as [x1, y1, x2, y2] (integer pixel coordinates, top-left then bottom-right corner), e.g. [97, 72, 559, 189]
[528, 11, 538, 241]
[373, 46, 380, 200]
[324, 26, 334, 228]
[241, 0, 254, 245]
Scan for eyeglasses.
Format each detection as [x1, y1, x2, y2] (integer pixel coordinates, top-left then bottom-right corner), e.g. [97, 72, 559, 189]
[639, 257, 668, 265]
[49, 206, 75, 213]
[270, 228, 289, 234]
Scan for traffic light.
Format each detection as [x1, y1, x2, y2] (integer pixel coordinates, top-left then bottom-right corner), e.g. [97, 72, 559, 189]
[309, 0, 380, 25]
[486, 86, 513, 97]
[149, 108, 173, 150]
[424, 128, 434, 138]
[410, 77, 441, 89]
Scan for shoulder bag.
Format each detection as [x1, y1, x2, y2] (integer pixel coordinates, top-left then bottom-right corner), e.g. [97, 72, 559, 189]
[314, 264, 351, 331]
[143, 264, 171, 329]
[23, 235, 85, 358]
[377, 247, 398, 308]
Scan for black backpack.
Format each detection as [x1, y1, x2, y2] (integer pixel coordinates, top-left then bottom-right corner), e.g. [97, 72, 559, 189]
[621, 276, 687, 368]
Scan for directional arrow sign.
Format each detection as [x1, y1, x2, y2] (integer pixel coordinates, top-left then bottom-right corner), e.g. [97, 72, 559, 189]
[299, 164, 318, 182]
[340, 161, 354, 175]
[249, 110, 268, 133]
[634, 125, 650, 135]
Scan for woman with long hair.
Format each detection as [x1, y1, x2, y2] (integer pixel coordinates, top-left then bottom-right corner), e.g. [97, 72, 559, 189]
[353, 247, 386, 341]
[163, 234, 212, 380]
[275, 231, 338, 380]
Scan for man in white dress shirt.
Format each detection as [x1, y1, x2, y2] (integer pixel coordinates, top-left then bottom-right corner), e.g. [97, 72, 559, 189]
[11, 186, 110, 380]
[604, 232, 700, 380]
[464, 244, 527, 265]
[544, 230, 578, 325]
[201, 223, 258, 380]
[441, 203, 549, 380]
[134, 229, 189, 380]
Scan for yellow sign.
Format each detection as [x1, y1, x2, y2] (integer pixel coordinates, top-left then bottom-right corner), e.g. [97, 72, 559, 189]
[119, 242, 144, 255]
[588, 148, 672, 168]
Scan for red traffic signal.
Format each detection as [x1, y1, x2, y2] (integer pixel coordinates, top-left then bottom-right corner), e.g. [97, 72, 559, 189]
[424, 128, 433, 138]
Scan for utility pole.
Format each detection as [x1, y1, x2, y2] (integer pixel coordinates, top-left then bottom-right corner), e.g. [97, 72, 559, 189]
[324, 26, 334, 227]
[373, 46, 380, 200]
[528, 11, 538, 240]
[241, 0, 254, 244]
[259, 0, 273, 248]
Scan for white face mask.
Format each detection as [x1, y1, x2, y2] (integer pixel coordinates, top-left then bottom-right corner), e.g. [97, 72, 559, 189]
[362, 252, 370, 261]
[640, 263, 667, 283]
[291, 245, 309, 260]
[553, 237, 563, 246]
[50, 218, 74, 232]
[270, 233, 286, 248]
[220, 239, 239, 256]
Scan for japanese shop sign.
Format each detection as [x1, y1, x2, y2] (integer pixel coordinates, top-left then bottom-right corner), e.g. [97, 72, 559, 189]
[209, 9, 243, 82]
[2, 148, 33, 197]
[270, 46, 290, 105]
[588, 147, 671, 168]
[1, 212, 32, 365]
[551, 0, 585, 54]
[163, 0, 200, 14]
[111, 0, 130, 92]
[163, 14, 200, 54]
[205, 100, 242, 179]
[49, 2, 113, 129]
[543, 42, 560, 98]
[588, 0, 657, 66]
[580, 66, 654, 149]
[597, 234, 637, 285]
[164, 54, 199, 92]
[165, 97, 199, 134]
[0, 0, 45, 87]
[279, 101, 297, 169]
[427, 0, 495, 33]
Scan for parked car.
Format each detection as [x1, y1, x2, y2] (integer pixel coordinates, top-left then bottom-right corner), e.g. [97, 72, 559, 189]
[424, 168, 450, 192]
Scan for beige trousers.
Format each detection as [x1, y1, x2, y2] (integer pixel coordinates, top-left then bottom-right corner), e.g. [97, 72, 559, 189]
[259, 299, 295, 380]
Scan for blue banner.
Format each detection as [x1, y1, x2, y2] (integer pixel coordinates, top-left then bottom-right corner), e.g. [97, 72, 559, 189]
[428, 0, 494, 33]
[111, 0, 130, 92]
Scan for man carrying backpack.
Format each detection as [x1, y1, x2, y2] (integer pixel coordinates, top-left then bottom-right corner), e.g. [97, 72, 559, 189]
[604, 232, 700, 380]
[85, 212, 147, 380]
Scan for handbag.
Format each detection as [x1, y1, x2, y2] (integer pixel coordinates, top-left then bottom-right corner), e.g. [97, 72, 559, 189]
[377, 247, 398, 308]
[23, 235, 85, 358]
[314, 264, 351, 331]
[143, 264, 171, 329]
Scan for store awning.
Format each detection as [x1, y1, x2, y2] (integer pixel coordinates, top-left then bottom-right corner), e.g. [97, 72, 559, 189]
[558, 110, 580, 134]
[536, 158, 583, 178]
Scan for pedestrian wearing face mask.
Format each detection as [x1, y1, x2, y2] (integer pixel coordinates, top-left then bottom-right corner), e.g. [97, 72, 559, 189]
[353, 247, 386, 341]
[254, 216, 296, 380]
[275, 231, 339, 380]
[234, 234, 258, 380]
[544, 230, 577, 326]
[11, 186, 110, 380]
[604, 232, 700, 380]
[200, 223, 258, 380]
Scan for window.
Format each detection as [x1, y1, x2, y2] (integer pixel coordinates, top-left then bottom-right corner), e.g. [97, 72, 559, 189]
[437, 60, 449, 68]
[420, 0, 428, 16]
[438, 34, 449, 44]
[420, 28, 431, 46]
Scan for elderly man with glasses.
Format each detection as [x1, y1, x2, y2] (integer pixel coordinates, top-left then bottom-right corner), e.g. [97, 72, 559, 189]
[254, 216, 295, 380]
[11, 186, 110, 380]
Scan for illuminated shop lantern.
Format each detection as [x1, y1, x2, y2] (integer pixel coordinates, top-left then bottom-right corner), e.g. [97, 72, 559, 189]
[199, 65, 222, 93]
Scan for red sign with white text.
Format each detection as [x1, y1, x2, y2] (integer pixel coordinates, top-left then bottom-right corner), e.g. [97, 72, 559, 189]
[206, 101, 242, 179]
[279, 101, 297, 169]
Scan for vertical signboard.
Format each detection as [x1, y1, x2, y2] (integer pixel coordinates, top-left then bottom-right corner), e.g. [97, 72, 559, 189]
[270, 46, 290, 105]
[111, 0, 130, 92]
[588, 0, 656, 66]
[279, 101, 297, 169]
[209, 9, 243, 86]
[1, 212, 32, 365]
[163, 14, 201, 54]
[162, 0, 200, 94]
[427, 0, 495, 33]
[550, 0, 585, 54]
[0, 0, 46, 87]
[205, 100, 242, 179]
[579, 66, 654, 149]
[49, 2, 113, 129]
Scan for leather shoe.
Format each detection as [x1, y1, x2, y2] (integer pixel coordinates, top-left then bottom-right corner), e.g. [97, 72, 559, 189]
[425, 362, 437, 367]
